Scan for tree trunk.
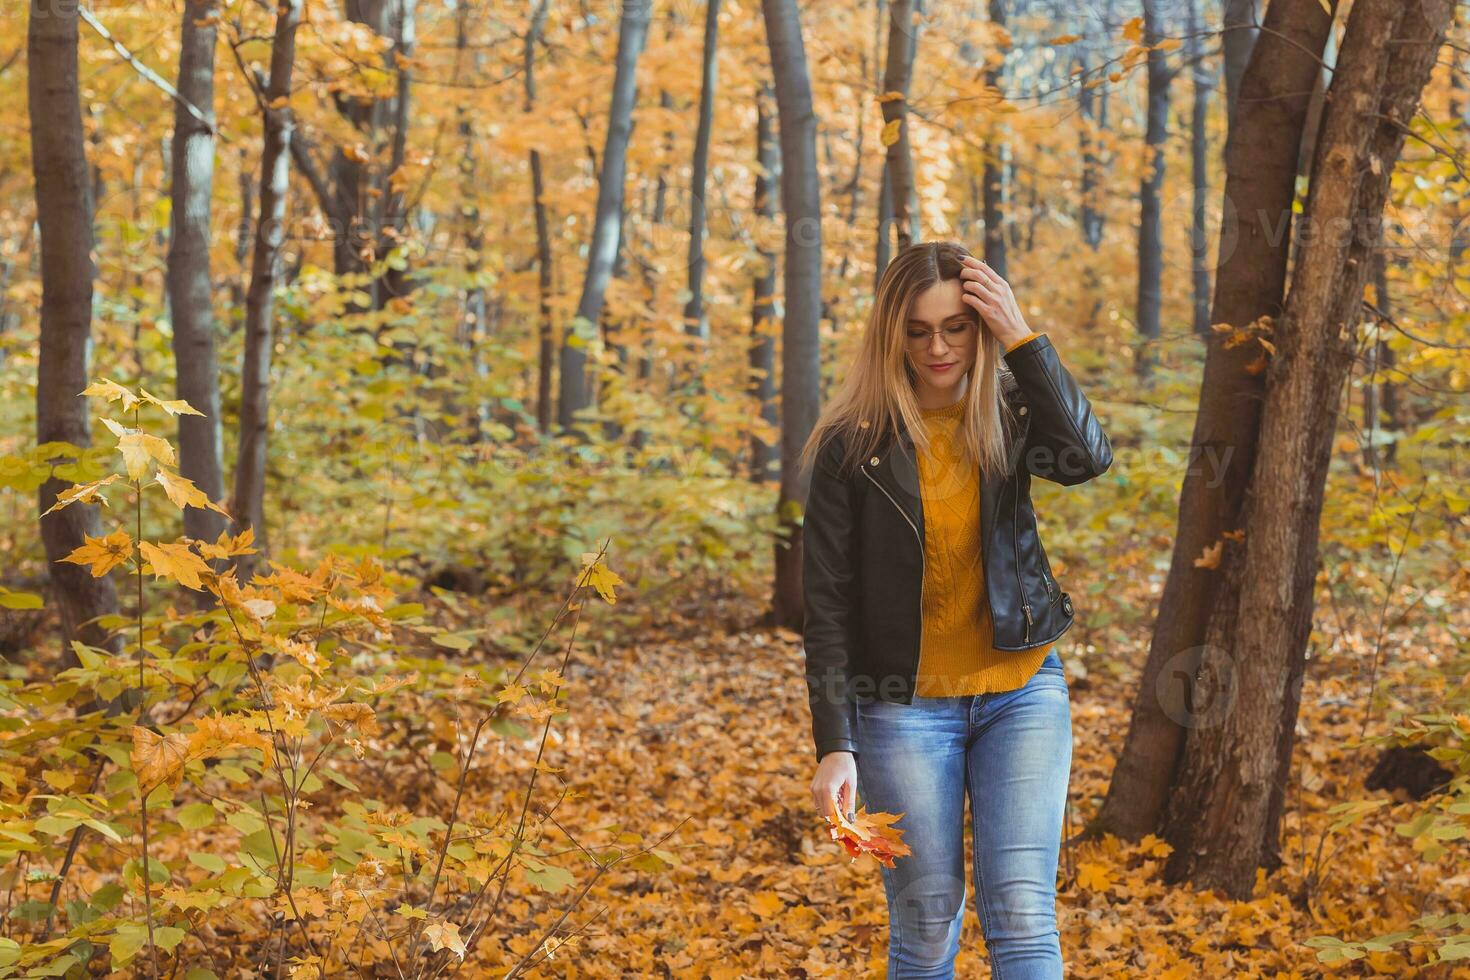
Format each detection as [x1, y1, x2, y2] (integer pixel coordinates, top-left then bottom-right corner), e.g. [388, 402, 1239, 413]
[557, 0, 652, 435]
[29, 0, 122, 662]
[762, 0, 823, 630]
[1161, 0, 1450, 896]
[1134, 0, 1169, 382]
[1186, 0, 1212, 338]
[1091, 0, 1338, 844]
[167, 0, 227, 553]
[750, 82, 781, 485]
[232, 0, 302, 583]
[880, 0, 917, 251]
[524, 0, 554, 436]
[682, 0, 721, 395]
[289, 0, 412, 312]
[981, 0, 1008, 278]
[1220, 0, 1258, 137]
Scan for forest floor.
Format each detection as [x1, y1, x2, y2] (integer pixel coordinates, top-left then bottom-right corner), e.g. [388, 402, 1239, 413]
[455, 589, 1470, 979]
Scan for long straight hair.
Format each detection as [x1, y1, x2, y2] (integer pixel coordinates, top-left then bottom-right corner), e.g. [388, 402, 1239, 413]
[798, 240, 1017, 480]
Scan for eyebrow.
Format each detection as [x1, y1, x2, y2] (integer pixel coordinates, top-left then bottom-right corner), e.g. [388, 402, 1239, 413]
[906, 313, 973, 327]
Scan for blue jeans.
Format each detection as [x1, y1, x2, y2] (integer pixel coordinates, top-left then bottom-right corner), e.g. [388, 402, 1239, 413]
[854, 649, 1072, 979]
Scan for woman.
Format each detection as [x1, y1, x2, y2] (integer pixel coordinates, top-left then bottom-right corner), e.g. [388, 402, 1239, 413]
[799, 240, 1112, 979]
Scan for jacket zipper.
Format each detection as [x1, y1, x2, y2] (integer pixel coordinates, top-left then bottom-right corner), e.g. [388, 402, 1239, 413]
[862, 464, 924, 682]
[1012, 477, 1032, 644]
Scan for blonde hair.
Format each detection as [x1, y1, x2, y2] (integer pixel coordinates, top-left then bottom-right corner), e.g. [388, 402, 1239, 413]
[798, 239, 1017, 480]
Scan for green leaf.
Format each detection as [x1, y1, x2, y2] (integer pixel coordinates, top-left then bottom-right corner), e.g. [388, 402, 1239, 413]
[178, 803, 216, 831]
[0, 589, 42, 610]
[109, 923, 149, 966]
[189, 852, 226, 874]
[153, 926, 186, 951]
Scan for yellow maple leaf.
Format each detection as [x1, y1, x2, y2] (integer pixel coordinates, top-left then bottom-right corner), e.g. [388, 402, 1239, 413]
[749, 891, 785, 917]
[1076, 861, 1115, 892]
[578, 553, 624, 604]
[59, 529, 135, 577]
[197, 525, 258, 561]
[131, 727, 194, 793]
[423, 919, 466, 959]
[42, 474, 122, 516]
[1121, 16, 1144, 43]
[138, 388, 204, 417]
[154, 469, 231, 518]
[139, 540, 212, 591]
[101, 418, 176, 480]
[81, 378, 140, 412]
[880, 118, 902, 147]
[320, 702, 381, 736]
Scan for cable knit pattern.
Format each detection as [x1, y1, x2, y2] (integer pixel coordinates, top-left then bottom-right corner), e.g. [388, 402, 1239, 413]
[912, 332, 1054, 697]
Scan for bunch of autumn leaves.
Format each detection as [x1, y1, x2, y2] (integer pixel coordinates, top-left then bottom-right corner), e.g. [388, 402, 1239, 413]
[45, 379, 389, 785]
[35, 379, 477, 967]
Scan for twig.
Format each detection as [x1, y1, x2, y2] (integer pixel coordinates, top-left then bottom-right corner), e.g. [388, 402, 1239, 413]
[77, 5, 221, 139]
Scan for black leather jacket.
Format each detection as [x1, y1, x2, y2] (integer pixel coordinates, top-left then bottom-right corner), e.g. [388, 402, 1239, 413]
[801, 334, 1113, 762]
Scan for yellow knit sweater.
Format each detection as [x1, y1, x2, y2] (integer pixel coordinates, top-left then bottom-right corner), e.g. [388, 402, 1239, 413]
[912, 333, 1054, 697]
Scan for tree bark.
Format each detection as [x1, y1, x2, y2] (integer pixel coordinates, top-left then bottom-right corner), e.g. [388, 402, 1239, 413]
[29, 0, 121, 662]
[1091, 0, 1338, 844]
[682, 0, 721, 392]
[880, 0, 917, 251]
[981, 0, 1008, 277]
[1220, 0, 1259, 138]
[1134, 0, 1170, 381]
[1186, 0, 1212, 339]
[762, 0, 823, 630]
[232, 0, 302, 583]
[524, 0, 554, 435]
[557, 0, 651, 435]
[167, 0, 227, 553]
[749, 82, 781, 485]
[1161, 0, 1451, 896]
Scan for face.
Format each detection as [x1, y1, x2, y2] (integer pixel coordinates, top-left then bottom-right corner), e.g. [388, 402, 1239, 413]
[904, 277, 979, 398]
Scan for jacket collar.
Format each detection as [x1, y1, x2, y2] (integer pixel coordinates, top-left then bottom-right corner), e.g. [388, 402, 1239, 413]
[862, 369, 1026, 545]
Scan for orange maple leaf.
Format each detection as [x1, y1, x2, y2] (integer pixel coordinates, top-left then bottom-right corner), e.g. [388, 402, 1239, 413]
[59, 529, 134, 577]
[823, 797, 913, 869]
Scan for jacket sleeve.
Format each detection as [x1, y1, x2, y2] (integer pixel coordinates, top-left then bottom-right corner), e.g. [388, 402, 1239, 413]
[1004, 333, 1114, 486]
[801, 432, 861, 763]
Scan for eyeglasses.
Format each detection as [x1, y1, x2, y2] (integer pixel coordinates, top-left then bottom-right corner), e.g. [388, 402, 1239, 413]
[904, 321, 976, 352]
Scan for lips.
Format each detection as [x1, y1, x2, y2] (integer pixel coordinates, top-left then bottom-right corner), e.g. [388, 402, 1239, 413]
[927, 363, 957, 372]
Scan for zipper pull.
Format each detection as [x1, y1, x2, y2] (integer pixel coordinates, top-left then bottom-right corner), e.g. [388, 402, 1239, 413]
[1022, 603, 1033, 643]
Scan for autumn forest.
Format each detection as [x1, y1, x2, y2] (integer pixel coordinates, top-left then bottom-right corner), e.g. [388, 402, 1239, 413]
[2, 0, 1469, 976]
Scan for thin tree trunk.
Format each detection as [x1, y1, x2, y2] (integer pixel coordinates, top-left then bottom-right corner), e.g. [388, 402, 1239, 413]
[880, 0, 918, 251]
[1161, 0, 1450, 895]
[682, 0, 721, 396]
[1091, 0, 1339, 845]
[750, 82, 781, 484]
[524, 0, 554, 435]
[982, 0, 1008, 277]
[1187, 0, 1212, 338]
[451, 1, 489, 441]
[557, 0, 652, 434]
[1134, 0, 1170, 381]
[1221, 0, 1259, 138]
[762, 0, 823, 630]
[167, 0, 227, 553]
[232, 0, 302, 583]
[29, 0, 121, 663]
